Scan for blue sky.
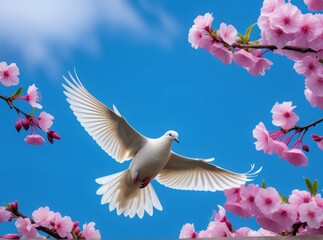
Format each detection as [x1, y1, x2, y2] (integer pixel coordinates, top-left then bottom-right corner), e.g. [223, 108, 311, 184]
[0, 0, 322, 238]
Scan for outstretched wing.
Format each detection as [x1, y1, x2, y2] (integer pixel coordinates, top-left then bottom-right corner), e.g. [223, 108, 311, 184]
[156, 152, 261, 191]
[63, 71, 147, 163]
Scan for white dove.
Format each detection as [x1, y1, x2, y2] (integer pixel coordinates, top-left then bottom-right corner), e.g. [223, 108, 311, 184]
[63, 71, 261, 219]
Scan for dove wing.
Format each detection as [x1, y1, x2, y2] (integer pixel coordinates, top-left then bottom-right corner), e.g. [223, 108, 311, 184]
[156, 152, 261, 192]
[63, 71, 147, 163]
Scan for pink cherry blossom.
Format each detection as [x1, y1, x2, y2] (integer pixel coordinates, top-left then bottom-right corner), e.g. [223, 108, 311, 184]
[313, 194, 323, 208]
[240, 184, 260, 214]
[248, 55, 273, 76]
[304, 0, 323, 11]
[25, 134, 45, 145]
[233, 49, 255, 68]
[271, 203, 298, 231]
[179, 223, 197, 239]
[252, 122, 273, 154]
[205, 221, 232, 237]
[15, 217, 39, 239]
[299, 202, 323, 229]
[0, 62, 19, 87]
[51, 212, 73, 238]
[282, 148, 308, 166]
[213, 205, 232, 230]
[294, 55, 321, 78]
[26, 84, 42, 109]
[0, 207, 11, 223]
[224, 187, 241, 202]
[306, 75, 323, 97]
[224, 201, 252, 218]
[271, 101, 299, 129]
[193, 13, 214, 31]
[38, 112, 54, 132]
[265, 26, 296, 48]
[255, 187, 282, 215]
[81, 222, 101, 239]
[295, 14, 320, 47]
[269, 2, 301, 34]
[289, 189, 312, 206]
[256, 214, 284, 233]
[188, 28, 213, 50]
[305, 87, 323, 109]
[232, 227, 252, 237]
[271, 139, 288, 157]
[32, 207, 54, 228]
[260, 0, 284, 16]
[218, 23, 237, 45]
[209, 42, 233, 64]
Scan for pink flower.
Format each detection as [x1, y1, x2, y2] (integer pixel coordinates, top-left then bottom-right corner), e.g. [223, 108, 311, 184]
[0, 62, 19, 87]
[271, 139, 288, 157]
[269, 2, 301, 34]
[39, 112, 54, 132]
[311, 134, 323, 150]
[289, 190, 312, 206]
[0, 207, 11, 223]
[193, 13, 214, 31]
[15, 217, 39, 239]
[304, 0, 323, 11]
[271, 203, 298, 231]
[26, 84, 42, 109]
[295, 14, 320, 47]
[252, 122, 273, 154]
[240, 184, 260, 214]
[294, 55, 321, 78]
[32, 207, 54, 228]
[282, 148, 308, 166]
[188, 28, 213, 50]
[218, 23, 237, 45]
[179, 223, 197, 239]
[271, 101, 299, 129]
[209, 42, 233, 64]
[213, 205, 232, 230]
[255, 187, 282, 215]
[81, 222, 101, 239]
[299, 202, 323, 229]
[232, 227, 252, 237]
[306, 75, 323, 97]
[305, 87, 323, 109]
[224, 187, 241, 202]
[260, 0, 284, 16]
[256, 214, 284, 233]
[25, 134, 45, 145]
[224, 201, 252, 218]
[51, 212, 73, 238]
[233, 49, 272, 76]
[205, 221, 232, 237]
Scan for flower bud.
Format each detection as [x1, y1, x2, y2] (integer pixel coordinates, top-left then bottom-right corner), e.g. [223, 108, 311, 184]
[0, 234, 20, 239]
[74, 226, 80, 235]
[15, 121, 21, 132]
[9, 200, 18, 212]
[311, 134, 322, 142]
[73, 221, 79, 228]
[302, 144, 310, 152]
[21, 119, 30, 131]
[47, 130, 61, 144]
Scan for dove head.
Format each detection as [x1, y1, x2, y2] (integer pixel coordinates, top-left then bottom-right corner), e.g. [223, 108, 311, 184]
[164, 130, 179, 143]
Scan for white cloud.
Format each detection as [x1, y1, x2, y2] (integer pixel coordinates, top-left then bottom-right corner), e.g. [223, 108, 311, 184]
[0, 0, 180, 75]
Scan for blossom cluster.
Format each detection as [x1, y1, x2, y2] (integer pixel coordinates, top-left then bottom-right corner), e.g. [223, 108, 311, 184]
[253, 101, 323, 166]
[0, 61, 60, 145]
[0, 201, 101, 239]
[188, 0, 323, 108]
[179, 179, 323, 238]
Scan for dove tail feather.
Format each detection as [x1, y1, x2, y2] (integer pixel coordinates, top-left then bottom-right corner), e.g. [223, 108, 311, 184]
[95, 170, 162, 218]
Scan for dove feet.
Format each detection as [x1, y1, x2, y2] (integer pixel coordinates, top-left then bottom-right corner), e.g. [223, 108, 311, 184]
[139, 178, 150, 189]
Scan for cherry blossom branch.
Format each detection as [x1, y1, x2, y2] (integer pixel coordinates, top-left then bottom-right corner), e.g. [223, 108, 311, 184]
[7, 207, 62, 239]
[289, 117, 323, 133]
[0, 94, 31, 117]
[230, 43, 318, 54]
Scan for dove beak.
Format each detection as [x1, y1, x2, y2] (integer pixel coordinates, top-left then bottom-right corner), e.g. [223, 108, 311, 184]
[174, 138, 179, 144]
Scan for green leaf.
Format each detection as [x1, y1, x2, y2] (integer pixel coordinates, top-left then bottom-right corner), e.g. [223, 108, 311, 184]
[30, 108, 35, 116]
[304, 177, 313, 193]
[12, 86, 23, 98]
[261, 180, 266, 189]
[244, 23, 257, 42]
[280, 194, 288, 203]
[313, 180, 318, 195]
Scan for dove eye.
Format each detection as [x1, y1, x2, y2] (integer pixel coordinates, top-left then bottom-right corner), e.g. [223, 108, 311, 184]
[169, 133, 172, 136]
